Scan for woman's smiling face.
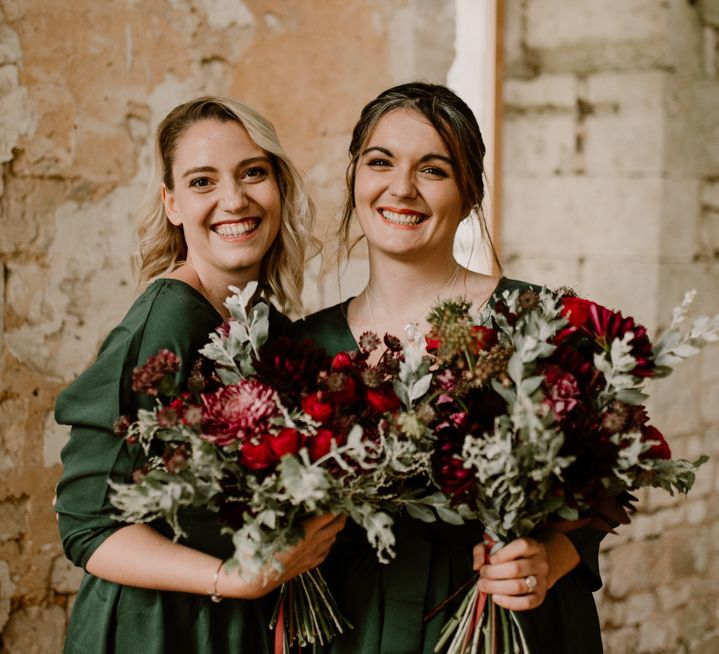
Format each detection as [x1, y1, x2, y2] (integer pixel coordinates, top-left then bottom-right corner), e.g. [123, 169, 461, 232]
[161, 118, 282, 282]
[353, 109, 464, 260]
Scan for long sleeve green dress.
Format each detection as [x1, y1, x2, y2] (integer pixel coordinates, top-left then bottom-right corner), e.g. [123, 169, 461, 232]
[292, 277, 604, 654]
[55, 279, 283, 654]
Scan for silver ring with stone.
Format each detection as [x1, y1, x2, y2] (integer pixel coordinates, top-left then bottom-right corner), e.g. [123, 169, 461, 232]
[524, 574, 537, 592]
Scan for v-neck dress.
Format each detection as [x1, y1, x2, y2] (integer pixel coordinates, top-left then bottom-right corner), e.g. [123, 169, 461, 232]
[55, 279, 287, 654]
[292, 277, 604, 654]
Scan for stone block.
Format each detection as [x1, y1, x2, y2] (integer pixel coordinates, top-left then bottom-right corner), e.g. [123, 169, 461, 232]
[0, 498, 27, 542]
[500, 255, 583, 292]
[657, 580, 693, 612]
[665, 78, 719, 176]
[638, 611, 680, 653]
[659, 179, 702, 261]
[576, 258, 659, 329]
[0, 559, 15, 633]
[602, 626, 640, 654]
[0, 64, 31, 165]
[503, 0, 525, 75]
[503, 176, 663, 260]
[700, 0, 719, 28]
[49, 556, 83, 595]
[504, 113, 576, 175]
[504, 74, 577, 109]
[0, 396, 29, 472]
[1, 605, 65, 654]
[699, 206, 719, 257]
[605, 539, 672, 598]
[584, 72, 666, 176]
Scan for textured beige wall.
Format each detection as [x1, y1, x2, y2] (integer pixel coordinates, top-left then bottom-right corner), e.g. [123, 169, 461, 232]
[0, 1, 454, 650]
[503, 1, 719, 652]
[2, 0, 718, 652]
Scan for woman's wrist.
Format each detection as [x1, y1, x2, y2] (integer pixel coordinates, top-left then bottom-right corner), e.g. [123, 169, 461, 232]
[535, 528, 580, 589]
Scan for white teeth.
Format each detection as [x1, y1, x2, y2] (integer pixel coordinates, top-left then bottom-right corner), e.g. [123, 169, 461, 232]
[381, 209, 425, 225]
[214, 220, 259, 236]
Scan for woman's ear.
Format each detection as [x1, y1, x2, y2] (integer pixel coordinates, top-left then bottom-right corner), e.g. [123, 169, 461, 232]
[161, 184, 182, 226]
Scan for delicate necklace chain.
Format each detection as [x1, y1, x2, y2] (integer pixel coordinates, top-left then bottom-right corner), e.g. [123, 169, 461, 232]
[365, 265, 461, 342]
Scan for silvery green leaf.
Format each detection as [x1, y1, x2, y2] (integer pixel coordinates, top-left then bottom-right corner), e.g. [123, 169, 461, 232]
[491, 379, 516, 404]
[615, 388, 649, 405]
[410, 373, 433, 403]
[508, 352, 524, 384]
[405, 502, 436, 523]
[435, 505, 465, 525]
[392, 380, 411, 409]
[216, 367, 243, 385]
[521, 375, 544, 396]
[249, 303, 270, 350]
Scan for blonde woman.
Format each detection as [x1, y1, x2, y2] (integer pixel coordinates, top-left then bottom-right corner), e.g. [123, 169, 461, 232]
[55, 97, 344, 654]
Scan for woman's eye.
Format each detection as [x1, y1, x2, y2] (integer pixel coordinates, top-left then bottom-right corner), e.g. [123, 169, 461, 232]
[421, 166, 448, 178]
[188, 177, 212, 189]
[243, 166, 269, 181]
[367, 158, 391, 168]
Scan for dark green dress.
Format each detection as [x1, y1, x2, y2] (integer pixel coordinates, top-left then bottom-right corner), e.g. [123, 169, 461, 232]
[292, 277, 604, 654]
[55, 279, 284, 654]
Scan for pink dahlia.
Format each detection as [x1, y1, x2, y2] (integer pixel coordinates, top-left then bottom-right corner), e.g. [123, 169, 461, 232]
[200, 379, 281, 448]
[542, 365, 580, 418]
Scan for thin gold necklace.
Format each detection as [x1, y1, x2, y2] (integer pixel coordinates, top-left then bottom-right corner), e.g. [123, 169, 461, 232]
[365, 265, 461, 341]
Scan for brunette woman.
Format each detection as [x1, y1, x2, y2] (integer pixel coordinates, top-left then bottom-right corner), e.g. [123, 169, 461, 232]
[295, 83, 604, 654]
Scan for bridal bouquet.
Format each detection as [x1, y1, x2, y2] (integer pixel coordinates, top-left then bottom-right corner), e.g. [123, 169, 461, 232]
[109, 283, 440, 651]
[409, 285, 716, 654]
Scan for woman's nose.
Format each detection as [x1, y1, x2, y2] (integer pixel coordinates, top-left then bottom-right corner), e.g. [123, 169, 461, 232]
[219, 181, 249, 212]
[388, 170, 418, 199]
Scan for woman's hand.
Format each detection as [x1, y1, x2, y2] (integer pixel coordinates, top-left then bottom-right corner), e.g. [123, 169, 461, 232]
[472, 529, 581, 611]
[227, 513, 347, 599]
[472, 537, 549, 611]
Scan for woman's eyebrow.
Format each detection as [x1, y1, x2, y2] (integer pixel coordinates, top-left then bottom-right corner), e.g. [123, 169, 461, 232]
[361, 146, 453, 167]
[181, 156, 271, 179]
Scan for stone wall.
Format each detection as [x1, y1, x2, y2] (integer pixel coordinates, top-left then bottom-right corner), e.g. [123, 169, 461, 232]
[503, 1, 719, 652]
[0, 1, 453, 651]
[1, 0, 717, 652]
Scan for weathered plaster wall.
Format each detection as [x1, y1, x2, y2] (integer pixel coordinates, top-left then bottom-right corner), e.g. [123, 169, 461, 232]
[503, 1, 719, 652]
[0, 1, 454, 651]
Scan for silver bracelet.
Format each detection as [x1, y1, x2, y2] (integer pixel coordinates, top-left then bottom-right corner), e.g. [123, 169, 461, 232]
[209, 560, 224, 603]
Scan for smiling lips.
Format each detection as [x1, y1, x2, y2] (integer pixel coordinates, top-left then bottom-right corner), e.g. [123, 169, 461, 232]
[212, 218, 260, 238]
[379, 208, 428, 226]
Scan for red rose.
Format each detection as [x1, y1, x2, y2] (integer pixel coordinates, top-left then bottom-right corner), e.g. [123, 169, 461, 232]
[269, 427, 302, 459]
[308, 428, 335, 461]
[470, 325, 498, 352]
[542, 365, 580, 418]
[366, 387, 401, 413]
[330, 374, 359, 405]
[641, 425, 672, 460]
[425, 333, 442, 352]
[332, 352, 353, 370]
[301, 393, 334, 424]
[561, 297, 593, 328]
[240, 438, 276, 470]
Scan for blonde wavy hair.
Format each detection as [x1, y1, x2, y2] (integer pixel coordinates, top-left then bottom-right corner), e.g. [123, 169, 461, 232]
[135, 96, 317, 315]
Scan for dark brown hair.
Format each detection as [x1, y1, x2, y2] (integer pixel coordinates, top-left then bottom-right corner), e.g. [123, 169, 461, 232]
[338, 82, 499, 269]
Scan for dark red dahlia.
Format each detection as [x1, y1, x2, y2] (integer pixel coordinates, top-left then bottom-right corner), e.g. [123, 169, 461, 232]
[254, 337, 330, 398]
[560, 298, 655, 377]
[366, 386, 401, 414]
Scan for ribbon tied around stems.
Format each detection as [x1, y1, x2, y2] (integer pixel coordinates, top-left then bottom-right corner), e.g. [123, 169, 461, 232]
[429, 532, 530, 654]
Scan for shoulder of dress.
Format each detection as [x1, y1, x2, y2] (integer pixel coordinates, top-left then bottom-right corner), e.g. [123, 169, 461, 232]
[292, 302, 348, 340]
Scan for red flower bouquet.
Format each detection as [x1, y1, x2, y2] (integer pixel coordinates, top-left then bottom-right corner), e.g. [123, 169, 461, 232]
[110, 283, 433, 650]
[411, 287, 716, 654]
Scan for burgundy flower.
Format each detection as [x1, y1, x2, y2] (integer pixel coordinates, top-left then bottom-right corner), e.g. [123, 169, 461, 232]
[200, 379, 280, 448]
[366, 387, 401, 414]
[641, 425, 672, 460]
[113, 415, 132, 438]
[308, 428, 335, 461]
[469, 326, 498, 353]
[269, 427, 303, 459]
[542, 365, 580, 418]
[240, 438, 276, 470]
[163, 444, 189, 473]
[254, 337, 329, 397]
[328, 372, 359, 405]
[131, 349, 181, 396]
[332, 351, 354, 371]
[560, 297, 655, 377]
[301, 393, 334, 424]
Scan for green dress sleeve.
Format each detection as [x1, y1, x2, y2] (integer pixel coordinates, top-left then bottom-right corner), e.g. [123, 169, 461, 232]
[55, 280, 277, 654]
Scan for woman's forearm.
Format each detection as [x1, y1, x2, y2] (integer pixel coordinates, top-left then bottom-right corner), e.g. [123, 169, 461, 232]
[536, 528, 581, 588]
